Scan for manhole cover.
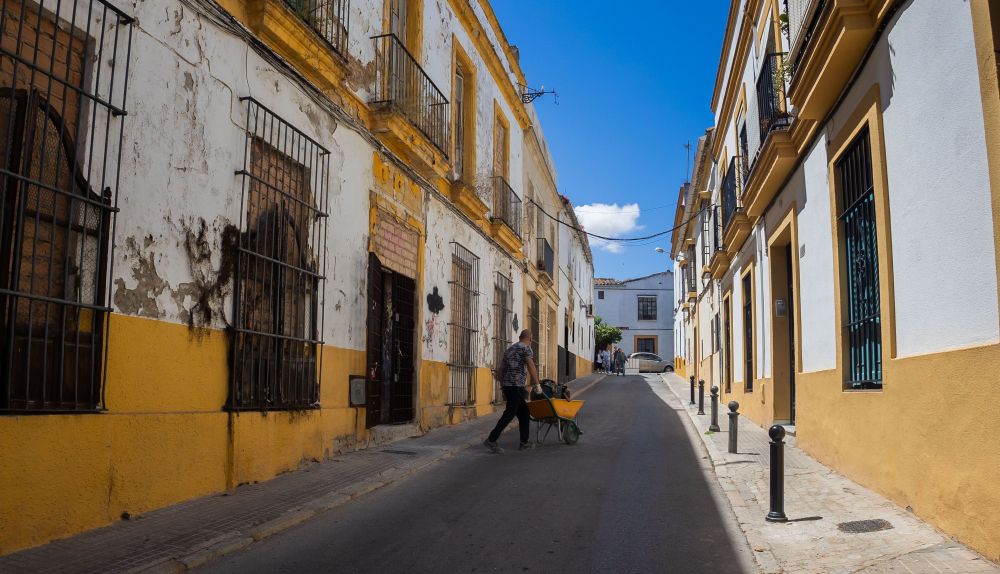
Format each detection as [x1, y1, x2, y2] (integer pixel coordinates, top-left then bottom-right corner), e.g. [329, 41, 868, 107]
[381, 449, 418, 456]
[837, 519, 893, 533]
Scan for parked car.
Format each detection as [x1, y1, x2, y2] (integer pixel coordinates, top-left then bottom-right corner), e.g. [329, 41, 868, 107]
[628, 352, 674, 373]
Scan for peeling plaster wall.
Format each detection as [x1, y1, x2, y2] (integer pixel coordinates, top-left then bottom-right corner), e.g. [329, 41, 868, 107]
[423, 196, 522, 367]
[114, 1, 372, 351]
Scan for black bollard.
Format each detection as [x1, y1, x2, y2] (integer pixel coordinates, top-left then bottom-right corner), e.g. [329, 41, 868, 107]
[709, 386, 720, 431]
[766, 425, 788, 522]
[689, 376, 696, 405]
[727, 401, 740, 454]
[697, 380, 705, 415]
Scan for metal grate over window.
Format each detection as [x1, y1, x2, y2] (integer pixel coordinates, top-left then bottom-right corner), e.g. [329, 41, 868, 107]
[743, 273, 754, 392]
[447, 242, 478, 405]
[0, 0, 132, 413]
[637, 295, 657, 321]
[837, 126, 882, 389]
[491, 272, 512, 403]
[231, 98, 330, 411]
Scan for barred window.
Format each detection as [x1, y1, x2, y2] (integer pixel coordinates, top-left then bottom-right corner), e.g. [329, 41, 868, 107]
[230, 98, 330, 411]
[0, 0, 132, 412]
[637, 295, 657, 321]
[448, 242, 478, 405]
[528, 293, 540, 366]
[597, 290, 604, 300]
[743, 273, 754, 392]
[635, 336, 656, 354]
[491, 272, 512, 403]
[837, 126, 882, 389]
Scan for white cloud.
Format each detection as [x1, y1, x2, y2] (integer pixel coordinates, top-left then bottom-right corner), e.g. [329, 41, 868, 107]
[573, 203, 642, 253]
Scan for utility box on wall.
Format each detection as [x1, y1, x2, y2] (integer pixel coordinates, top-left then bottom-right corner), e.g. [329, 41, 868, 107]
[349, 376, 366, 407]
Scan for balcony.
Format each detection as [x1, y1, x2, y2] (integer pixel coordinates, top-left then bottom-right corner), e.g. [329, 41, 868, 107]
[709, 205, 731, 279]
[537, 237, 554, 280]
[785, 0, 823, 69]
[721, 156, 752, 251]
[285, 0, 349, 57]
[721, 156, 744, 231]
[489, 176, 523, 255]
[371, 33, 451, 159]
[756, 53, 791, 145]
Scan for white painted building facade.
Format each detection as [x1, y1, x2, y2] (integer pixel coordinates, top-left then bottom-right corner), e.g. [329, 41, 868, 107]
[672, 0, 1000, 559]
[594, 272, 674, 358]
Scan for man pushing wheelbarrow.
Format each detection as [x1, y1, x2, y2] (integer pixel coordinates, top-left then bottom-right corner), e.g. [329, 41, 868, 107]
[484, 329, 540, 453]
[484, 329, 585, 453]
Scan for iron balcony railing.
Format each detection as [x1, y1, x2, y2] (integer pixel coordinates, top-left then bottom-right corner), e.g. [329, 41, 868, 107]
[537, 237, 554, 279]
[371, 33, 451, 157]
[285, 0, 349, 57]
[757, 52, 791, 143]
[721, 156, 745, 231]
[491, 176, 522, 239]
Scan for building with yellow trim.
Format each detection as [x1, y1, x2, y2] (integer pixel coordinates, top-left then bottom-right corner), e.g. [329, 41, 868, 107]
[0, 0, 594, 555]
[673, 0, 1000, 561]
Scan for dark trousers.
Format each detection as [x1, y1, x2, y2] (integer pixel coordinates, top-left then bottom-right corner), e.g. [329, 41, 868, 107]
[487, 386, 530, 443]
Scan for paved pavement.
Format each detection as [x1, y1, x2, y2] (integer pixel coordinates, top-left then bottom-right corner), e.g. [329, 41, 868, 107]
[656, 373, 1000, 574]
[193, 374, 755, 573]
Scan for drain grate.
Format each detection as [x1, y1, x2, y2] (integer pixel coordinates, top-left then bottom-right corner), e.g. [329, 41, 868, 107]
[381, 449, 418, 456]
[837, 519, 893, 533]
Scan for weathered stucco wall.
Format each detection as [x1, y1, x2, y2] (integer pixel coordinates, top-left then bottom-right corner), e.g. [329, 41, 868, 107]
[0, 0, 592, 557]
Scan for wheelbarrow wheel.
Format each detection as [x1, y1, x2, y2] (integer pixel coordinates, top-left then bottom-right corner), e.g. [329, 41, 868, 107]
[562, 421, 581, 445]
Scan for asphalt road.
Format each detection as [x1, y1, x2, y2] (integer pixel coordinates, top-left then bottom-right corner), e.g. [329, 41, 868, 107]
[197, 375, 751, 574]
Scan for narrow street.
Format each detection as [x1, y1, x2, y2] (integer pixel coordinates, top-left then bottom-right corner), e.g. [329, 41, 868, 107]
[196, 375, 752, 574]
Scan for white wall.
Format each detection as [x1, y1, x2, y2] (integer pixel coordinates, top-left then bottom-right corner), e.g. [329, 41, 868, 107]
[593, 273, 674, 357]
[721, 0, 999, 381]
[864, 1, 998, 356]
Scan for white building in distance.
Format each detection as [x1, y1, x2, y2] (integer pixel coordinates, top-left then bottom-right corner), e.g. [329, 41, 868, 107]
[592, 272, 674, 358]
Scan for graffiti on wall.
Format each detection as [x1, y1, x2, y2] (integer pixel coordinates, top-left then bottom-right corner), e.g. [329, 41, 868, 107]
[423, 286, 447, 351]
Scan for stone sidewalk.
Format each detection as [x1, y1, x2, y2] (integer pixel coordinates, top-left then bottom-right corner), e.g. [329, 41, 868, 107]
[656, 373, 999, 574]
[0, 374, 607, 574]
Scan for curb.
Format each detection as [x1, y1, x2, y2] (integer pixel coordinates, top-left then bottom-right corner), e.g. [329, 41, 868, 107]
[658, 374, 782, 574]
[133, 373, 607, 573]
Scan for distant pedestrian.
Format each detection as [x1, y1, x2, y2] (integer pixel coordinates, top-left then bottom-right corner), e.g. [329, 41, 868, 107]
[484, 330, 541, 453]
[614, 347, 626, 376]
[601, 348, 610, 373]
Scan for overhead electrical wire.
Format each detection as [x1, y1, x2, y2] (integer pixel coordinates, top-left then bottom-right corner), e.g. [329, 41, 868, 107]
[528, 197, 705, 243]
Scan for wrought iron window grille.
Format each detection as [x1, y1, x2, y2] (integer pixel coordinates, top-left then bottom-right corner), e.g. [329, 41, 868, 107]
[743, 273, 754, 392]
[230, 97, 331, 411]
[637, 296, 657, 321]
[0, 0, 133, 413]
[447, 241, 479, 406]
[836, 126, 882, 389]
[536, 237, 554, 278]
[491, 272, 512, 404]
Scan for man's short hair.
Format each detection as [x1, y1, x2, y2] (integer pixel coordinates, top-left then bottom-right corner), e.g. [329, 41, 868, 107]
[519, 329, 532, 341]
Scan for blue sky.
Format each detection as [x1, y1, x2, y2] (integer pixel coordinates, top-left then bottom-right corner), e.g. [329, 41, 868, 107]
[490, 1, 730, 281]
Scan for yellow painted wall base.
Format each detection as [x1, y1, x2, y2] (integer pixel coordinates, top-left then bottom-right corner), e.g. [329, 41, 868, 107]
[720, 342, 1000, 561]
[0, 316, 499, 556]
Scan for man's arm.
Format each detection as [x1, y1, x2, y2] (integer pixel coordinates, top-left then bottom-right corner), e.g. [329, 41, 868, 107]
[525, 357, 540, 387]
